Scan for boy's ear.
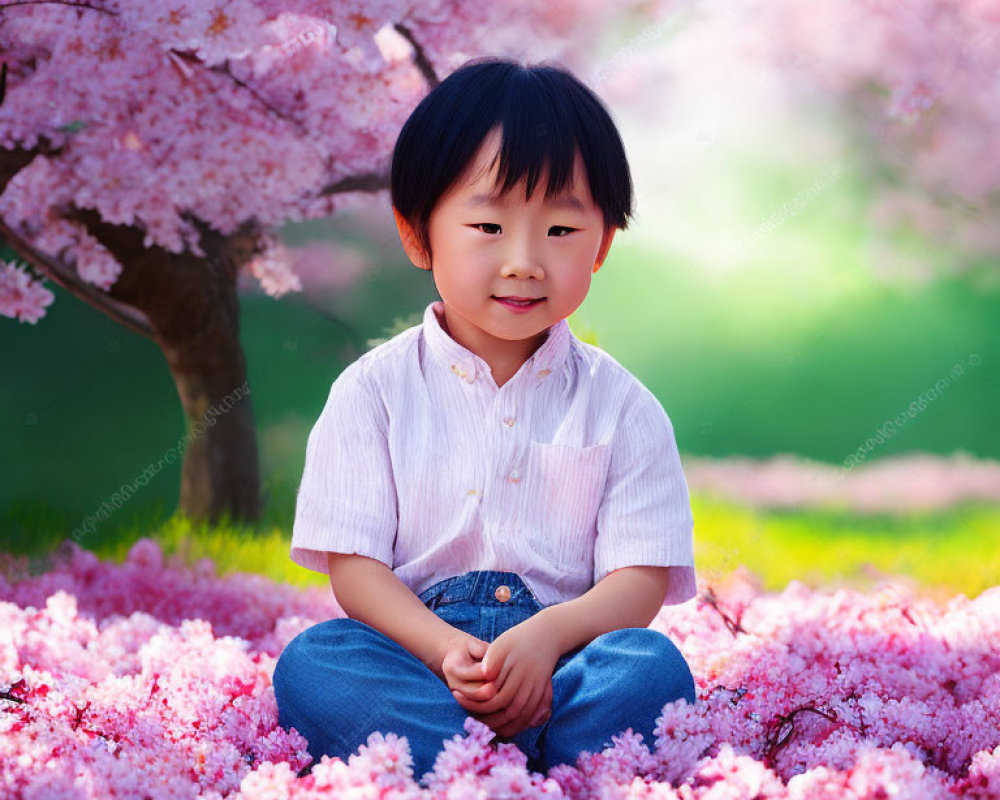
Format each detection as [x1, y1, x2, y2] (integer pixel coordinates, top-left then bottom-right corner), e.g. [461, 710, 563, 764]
[593, 227, 617, 274]
[393, 206, 431, 271]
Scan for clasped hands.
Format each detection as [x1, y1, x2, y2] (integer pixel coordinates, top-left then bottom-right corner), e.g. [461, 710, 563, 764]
[439, 612, 563, 739]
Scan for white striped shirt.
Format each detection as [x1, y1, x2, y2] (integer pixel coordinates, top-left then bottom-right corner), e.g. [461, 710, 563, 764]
[290, 299, 697, 608]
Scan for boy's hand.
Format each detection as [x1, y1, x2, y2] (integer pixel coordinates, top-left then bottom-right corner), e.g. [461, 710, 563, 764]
[452, 614, 562, 738]
[439, 631, 501, 704]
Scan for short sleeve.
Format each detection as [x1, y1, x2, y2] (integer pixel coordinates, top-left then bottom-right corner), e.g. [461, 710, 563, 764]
[593, 383, 697, 605]
[289, 360, 398, 576]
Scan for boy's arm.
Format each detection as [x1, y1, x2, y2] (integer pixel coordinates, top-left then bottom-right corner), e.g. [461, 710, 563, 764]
[533, 566, 672, 654]
[327, 552, 469, 682]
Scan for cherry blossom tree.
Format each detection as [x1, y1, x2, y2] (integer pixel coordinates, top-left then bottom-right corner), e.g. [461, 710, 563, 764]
[0, 0, 633, 525]
[752, 0, 1000, 283]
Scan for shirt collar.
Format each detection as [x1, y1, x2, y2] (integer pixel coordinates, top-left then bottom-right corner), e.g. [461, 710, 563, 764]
[423, 299, 571, 386]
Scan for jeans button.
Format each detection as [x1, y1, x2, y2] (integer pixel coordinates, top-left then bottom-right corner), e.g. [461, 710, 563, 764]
[494, 585, 511, 602]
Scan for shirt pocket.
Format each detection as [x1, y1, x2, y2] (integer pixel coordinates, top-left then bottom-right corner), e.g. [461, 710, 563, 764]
[524, 441, 612, 566]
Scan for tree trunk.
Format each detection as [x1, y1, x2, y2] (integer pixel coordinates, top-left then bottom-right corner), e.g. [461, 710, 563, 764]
[160, 265, 261, 525]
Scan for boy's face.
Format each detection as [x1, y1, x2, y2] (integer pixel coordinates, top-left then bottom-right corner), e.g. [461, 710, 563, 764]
[397, 125, 616, 374]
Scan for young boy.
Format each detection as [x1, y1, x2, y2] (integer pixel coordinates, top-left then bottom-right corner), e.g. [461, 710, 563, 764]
[275, 56, 698, 784]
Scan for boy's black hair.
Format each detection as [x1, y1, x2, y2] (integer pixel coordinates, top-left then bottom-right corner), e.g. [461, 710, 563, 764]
[391, 56, 634, 264]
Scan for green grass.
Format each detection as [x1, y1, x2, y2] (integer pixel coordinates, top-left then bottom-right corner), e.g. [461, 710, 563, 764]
[5, 487, 996, 603]
[691, 495, 1000, 601]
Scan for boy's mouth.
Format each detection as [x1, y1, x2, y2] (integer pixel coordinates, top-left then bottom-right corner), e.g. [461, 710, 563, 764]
[492, 296, 544, 307]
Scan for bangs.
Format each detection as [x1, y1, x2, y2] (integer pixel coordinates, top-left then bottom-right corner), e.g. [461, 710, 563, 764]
[473, 73, 583, 206]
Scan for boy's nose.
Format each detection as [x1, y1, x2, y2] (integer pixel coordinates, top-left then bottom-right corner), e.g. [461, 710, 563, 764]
[500, 258, 543, 279]
[499, 238, 544, 277]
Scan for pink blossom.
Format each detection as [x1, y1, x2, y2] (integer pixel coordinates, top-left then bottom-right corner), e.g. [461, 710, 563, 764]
[0, 261, 54, 324]
[0, 0, 611, 323]
[1, 538, 998, 798]
[681, 453, 1000, 513]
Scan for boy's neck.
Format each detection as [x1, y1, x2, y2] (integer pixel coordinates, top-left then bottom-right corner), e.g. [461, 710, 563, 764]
[435, 304, 551, 387]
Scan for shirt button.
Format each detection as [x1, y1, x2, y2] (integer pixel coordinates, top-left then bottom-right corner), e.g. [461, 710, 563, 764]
[536, 368, 551, 378]
[502, 416, 516, 427]
[495, 585, 511, 602]
[508, 469, 521, 483]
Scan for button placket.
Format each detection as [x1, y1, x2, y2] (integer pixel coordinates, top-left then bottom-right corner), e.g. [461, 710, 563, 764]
[462, 399, 490, 501]
[501, 384, 517, 429]
[504, 390, 522, 482]
[494, 386, 523, 484]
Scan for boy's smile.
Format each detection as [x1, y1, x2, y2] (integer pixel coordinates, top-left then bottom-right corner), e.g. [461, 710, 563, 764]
[397, 125, 616, 389]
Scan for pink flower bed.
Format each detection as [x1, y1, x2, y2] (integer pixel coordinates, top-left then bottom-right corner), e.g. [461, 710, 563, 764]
[682, 452, 1000, 513]
[2, 539, 998, 798]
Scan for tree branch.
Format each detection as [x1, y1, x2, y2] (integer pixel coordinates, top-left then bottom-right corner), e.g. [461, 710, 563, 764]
[0, 1, 115, 15]
[0, 215, 155, 339]
[206, 58, 311, 137]
[393, 22, 440, 88]
[0, 145, 156, 337]
[319, 169, 390, 197]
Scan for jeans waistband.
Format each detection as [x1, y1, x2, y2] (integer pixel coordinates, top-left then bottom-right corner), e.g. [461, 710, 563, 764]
[417, 570, 542, 609]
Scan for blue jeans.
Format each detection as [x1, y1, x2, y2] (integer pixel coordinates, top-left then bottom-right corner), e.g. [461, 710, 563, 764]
[272, 570, 696, 785]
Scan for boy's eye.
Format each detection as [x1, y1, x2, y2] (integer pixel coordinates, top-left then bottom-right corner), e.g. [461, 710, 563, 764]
[470, 223, 576, 237]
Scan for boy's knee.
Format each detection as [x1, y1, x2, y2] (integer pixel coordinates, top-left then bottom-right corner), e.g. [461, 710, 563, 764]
[272, 618, 380, 732]
[274, 618, 369, 686]
[593, 628, 697, 705]
[273, 637, 301, 692]
[643, 630, 697, 705]
[593, 626, 677, 659]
